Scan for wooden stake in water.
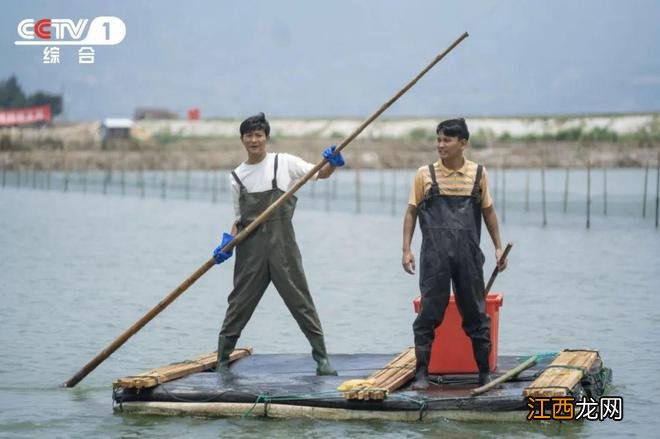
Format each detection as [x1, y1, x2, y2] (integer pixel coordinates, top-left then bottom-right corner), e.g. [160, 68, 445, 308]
[563, 167, 569, 214]
[220, 169, 227, 193]
[379, 169, 385, 203]
[502, 165, 506, 224]
[355, 167, 361, 214]
[643, 162, 649, 218]
[603, 167, 607, 216]
[541, 152, 547, 227]
[325, 178, 331, 212]
[655, 152, 659, 229]
[120, 166, 126, 196]
[102, 169, 109, 195]
[492, 166, 498, 207]
[525, 169, 530, 212]
[212, 170, 218, 203]
[139, 167, 145, 198]
[160, 169, 167, 199]
[391, 171, 397, 216]
[587, 159, 592, 229]
[185, 167, 191, 200]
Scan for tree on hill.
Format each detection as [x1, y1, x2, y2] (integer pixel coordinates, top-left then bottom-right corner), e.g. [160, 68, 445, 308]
[0, 75, 62, 116]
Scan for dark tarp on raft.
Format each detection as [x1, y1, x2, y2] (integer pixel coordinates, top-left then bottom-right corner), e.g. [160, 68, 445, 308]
[113, 354, 611, 412]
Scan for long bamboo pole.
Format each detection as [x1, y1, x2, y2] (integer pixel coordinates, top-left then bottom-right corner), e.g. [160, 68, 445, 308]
[471, 355, 537, 396]
[62, 32, 470, 388]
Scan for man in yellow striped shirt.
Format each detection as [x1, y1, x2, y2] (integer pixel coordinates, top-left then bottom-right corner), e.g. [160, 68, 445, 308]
[401, 118, 507, 389]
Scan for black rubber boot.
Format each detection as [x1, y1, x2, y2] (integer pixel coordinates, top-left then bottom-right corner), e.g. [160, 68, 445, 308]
[472, 341, 491, 386]
[411, 346, 431, 390]
[478, 371, 492, 386]
[309, 336, 338, 376]
[216, 335, 238, 375]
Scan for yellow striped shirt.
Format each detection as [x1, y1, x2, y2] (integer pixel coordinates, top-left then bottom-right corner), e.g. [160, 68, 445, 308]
[408, 159, 492, 208]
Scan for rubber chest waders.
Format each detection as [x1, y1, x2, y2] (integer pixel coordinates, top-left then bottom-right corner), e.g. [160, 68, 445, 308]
[217, 154, 335, 375]
[413, 164, 491, 375]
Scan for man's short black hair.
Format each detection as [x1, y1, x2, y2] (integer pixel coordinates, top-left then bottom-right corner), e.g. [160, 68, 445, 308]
[240, 112, 270, 137]
[436, 118, 469, 140]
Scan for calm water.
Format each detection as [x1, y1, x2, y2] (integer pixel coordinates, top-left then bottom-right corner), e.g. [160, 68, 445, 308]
[1, 168, 659, 438]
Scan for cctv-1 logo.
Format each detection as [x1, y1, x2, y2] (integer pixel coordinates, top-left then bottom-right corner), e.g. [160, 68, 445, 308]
[15, 16, 126, 45]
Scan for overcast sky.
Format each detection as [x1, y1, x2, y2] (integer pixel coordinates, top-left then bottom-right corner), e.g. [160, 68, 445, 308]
[2, 0, 659, 121]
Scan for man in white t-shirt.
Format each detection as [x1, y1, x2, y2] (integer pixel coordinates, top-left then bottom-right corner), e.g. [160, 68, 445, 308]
[215, 112, 345, 376]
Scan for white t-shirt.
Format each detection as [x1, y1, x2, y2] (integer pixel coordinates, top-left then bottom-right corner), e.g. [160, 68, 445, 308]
[230, 152, 317, 220]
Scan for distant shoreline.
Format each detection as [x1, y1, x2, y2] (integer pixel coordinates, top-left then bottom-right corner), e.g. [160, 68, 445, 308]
[1, 114, 658, 170]
[1, 138, 658, 171]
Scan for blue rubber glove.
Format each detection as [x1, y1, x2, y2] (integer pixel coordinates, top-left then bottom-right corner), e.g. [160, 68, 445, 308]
[323, 145, 345, 167]
[213, 232, 234, 264]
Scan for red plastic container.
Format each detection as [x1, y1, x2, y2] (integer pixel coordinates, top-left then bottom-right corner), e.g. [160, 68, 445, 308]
[412, 293, 503, 374]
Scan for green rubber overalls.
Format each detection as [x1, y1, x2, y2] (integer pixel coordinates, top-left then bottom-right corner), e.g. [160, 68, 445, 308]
[217, 154, 336, 375]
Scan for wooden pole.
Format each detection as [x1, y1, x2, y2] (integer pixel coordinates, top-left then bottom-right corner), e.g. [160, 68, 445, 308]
[62, 32, 470, 388]
[102, 169, 109, 195]
[501, 164, 506, 224]
[355, 167, 361, 214]
[325, 177, 331, 212]
[185, 166, 191, 200]
[391, 171, 397, 216]
[379, 169, 385, 203]
[587, 159, 591, 229]
[643, 163, 649, 218]
[492, 166, 498, 207]
[212, 170, 218, 203]
[220, 168, 227, 193]
[603, 167, 607, 216]
[161, 168, 167, 199]
[541, 150, 547, 227]
[524, 169, 529, 212]
[655, 152, 659, 229]
[139, 167, 146, 198]
[483, 242, 513, 298]
[120, 164, 126, 196]
[471, 355, 537, 396]
[563, 167, 569, 214]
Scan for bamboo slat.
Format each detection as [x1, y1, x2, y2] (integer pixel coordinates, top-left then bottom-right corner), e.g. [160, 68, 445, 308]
[341, 347, 416, 401]
[113, 348, 252, 390]
[522, 350, 599, 397]
[118, 401, 528, 422]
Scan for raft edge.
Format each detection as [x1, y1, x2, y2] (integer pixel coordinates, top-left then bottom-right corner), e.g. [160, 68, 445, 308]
[115, 401, 528, 422]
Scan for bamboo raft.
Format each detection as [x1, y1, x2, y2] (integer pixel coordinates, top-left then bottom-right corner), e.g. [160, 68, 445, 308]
[113, 348, 611, 421]
[339, 347, 415, 401]
[522, 349, 601, 397]
[113, 348, 252, 390]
